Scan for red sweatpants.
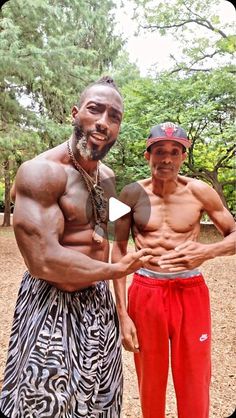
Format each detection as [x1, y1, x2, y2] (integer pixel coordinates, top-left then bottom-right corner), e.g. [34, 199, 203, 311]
[128, 272, 211, 418]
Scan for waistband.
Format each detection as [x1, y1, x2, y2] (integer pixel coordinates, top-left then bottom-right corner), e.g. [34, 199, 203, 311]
[133, 270, 205, 288]
[136, 267, 202, 279]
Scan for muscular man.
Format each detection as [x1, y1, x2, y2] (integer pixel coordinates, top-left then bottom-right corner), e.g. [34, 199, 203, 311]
[112, 122, 236, 418]
[0, 76, 152, 418]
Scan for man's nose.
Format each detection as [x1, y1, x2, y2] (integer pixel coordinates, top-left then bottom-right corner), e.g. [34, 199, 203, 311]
[96, 113, 108, 133]
[162, 153, 172, 164]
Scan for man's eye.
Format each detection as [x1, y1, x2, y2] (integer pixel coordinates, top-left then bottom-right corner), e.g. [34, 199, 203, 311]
[110, 113, 121, 123]
[88, 106, 99, 113]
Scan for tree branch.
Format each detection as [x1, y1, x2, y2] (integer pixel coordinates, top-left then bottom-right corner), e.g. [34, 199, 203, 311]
[215, 144, 236, 170]
[142, 18, 227, 38]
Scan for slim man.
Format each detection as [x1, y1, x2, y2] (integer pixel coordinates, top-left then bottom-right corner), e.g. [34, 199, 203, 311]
[112, 122, 236, 418]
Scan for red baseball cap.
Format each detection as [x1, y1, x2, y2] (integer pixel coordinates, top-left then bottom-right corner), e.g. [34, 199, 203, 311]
[146, 122, 191, 151]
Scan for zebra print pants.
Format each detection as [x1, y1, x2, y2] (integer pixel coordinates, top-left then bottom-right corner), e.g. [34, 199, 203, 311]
[0, 272, 123, 417]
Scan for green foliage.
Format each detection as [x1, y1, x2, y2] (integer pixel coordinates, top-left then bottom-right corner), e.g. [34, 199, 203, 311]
[133, 0, 236, 73]
[0, 0, 124, 154]
[105, 68, 236, 213]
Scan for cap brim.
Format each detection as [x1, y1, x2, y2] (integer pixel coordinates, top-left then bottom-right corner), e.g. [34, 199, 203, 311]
[146, 137, 191, 150]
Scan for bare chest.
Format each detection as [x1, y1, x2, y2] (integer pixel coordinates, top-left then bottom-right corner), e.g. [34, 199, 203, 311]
[133, 190, 203, 234]
[59, 170, 112, 228]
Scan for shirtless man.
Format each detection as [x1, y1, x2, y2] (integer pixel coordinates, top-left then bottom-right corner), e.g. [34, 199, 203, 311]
[112, 122, 236, 418]
[0, 76, 152, 418]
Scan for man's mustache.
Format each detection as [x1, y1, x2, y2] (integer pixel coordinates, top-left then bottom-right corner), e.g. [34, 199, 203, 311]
[157, 165, 174, 169]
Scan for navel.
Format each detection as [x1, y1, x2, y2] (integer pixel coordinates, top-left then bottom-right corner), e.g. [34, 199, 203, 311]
[163, 232, 170, 240]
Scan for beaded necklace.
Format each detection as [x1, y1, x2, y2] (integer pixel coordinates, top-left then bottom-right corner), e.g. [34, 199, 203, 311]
[67, 140, 107, 244]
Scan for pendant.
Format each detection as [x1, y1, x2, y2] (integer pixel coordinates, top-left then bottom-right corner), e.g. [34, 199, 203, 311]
[92, 224, 104, 244]
[92, 187, 108, 222]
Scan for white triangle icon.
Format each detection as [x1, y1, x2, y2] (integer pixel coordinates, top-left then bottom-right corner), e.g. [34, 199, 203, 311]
[109, 197, 131, 222]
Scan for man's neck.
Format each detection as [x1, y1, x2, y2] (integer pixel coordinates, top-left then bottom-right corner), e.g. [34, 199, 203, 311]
[151, 176, 178, 197]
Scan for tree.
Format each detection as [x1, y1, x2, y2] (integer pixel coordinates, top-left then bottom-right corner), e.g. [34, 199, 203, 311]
[105, 0, 236, 214]
[0, 0, 124, 225]
[133, 0, 236, 74]
[105, 70, 236, 214]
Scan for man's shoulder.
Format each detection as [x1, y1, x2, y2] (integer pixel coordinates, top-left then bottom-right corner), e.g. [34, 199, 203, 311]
[179, 175, 215, 200]
[179, 175, 210, 189]
[119, 179, 151, 207]
[20, 141, 67, 174]
[122, 178, 151, 193]
[19, 155, 66, 178]
[100, 162, 115, 179]
[15, 152, 67, 199]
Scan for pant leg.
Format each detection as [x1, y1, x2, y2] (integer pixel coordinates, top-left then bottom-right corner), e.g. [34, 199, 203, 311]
[0, 273, 122, 418]
[0, 409, 9, 418]
[128, 274, 170, 418]
[92, 285, 123, 418]
[170, 276, 211, 418]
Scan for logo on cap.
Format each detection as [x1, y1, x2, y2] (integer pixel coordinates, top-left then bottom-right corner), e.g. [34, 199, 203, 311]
[160, 122, 178, 137]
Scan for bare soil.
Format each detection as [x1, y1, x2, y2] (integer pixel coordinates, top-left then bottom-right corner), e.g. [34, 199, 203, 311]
[0, 227, 235, 417]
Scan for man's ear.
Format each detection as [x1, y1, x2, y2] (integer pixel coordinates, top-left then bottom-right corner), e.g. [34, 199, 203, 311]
[182, 152, 187, 162]
[72, 106, 79, 119]
[144, 151, 150, 161]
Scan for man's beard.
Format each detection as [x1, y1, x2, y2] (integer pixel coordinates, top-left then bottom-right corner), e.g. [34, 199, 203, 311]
[73, 122, 116, 161]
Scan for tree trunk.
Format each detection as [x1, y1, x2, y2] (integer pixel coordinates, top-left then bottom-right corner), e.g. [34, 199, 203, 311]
[186, 164, 230, 212]
[2, 158, 11, 227]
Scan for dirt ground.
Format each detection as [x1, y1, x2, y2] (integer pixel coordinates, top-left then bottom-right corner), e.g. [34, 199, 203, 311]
[0, 226, 235, 417]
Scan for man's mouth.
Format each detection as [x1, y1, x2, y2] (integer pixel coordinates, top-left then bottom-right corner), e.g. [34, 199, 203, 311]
[90, 132, 107, 142]
[158, 166, 173, 170]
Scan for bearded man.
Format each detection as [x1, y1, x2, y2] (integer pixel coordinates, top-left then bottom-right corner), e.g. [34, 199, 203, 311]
[0, 76, 152, 418]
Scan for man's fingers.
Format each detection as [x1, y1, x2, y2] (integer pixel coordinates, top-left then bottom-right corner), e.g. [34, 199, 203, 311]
[132, 331, 140, 352]
[159, 257, 186, 266]
[122, 329, 140, 352]
[135, 248, 153, 258]
[122, 339, 139, 353]
[160, 252, 184, 261]
[140, 255, 153, 264]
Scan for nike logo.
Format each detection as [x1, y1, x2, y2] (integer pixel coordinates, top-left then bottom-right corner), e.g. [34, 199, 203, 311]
[199, 334, 208, 342]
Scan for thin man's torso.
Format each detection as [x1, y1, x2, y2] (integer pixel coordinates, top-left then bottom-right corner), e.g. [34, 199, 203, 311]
[131, 177, 203, 272]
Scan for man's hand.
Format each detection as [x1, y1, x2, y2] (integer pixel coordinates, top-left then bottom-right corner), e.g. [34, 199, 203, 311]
[117, 248, 153, 276]
[158, 241, 210, 271]
[119, 314, 139, 353]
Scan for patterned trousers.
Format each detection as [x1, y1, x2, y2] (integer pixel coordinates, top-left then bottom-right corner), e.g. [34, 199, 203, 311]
[0, 272, 123, 417]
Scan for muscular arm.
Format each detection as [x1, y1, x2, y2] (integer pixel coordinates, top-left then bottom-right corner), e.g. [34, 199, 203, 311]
[159, 181, 236, 271]
[13, 161, 151, 291]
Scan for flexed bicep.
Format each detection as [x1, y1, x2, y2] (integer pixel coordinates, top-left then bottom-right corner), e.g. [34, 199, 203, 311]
[13, 159, 67, 276]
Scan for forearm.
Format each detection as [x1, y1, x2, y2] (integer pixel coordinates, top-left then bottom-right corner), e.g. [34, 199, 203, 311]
[207, 230, 236, 259]
[22, 242, 124, 289]
[112, 243, 128, 316]
[113, 277, 128, 317]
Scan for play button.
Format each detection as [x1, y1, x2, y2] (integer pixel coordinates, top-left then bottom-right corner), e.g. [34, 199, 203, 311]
[109, 197, 131, 222]
[85, 176, 151, 242]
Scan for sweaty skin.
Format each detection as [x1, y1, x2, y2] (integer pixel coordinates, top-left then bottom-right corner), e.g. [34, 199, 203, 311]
[112, 141, 236, 352]
[11, 84, 153, 292]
